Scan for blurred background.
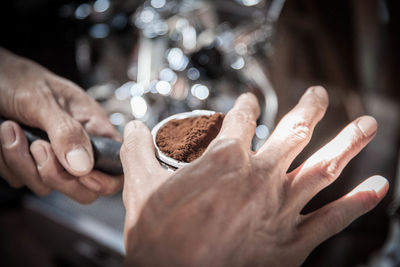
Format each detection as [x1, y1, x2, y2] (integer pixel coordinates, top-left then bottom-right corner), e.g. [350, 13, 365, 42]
[0, 0, 399, 266]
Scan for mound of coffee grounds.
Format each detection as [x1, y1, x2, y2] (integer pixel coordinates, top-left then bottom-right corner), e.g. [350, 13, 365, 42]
[156, 113, 225, 162]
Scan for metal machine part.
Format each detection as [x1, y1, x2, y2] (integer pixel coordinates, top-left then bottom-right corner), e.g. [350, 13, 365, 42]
[70, 0, 286, 148]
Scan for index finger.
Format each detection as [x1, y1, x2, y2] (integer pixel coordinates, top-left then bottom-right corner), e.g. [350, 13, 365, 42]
[47, 76, 122, 142]
[213, 93, 260, 150]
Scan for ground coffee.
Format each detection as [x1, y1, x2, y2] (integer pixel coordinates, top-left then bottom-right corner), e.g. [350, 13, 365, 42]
[156, 113, 225, 162]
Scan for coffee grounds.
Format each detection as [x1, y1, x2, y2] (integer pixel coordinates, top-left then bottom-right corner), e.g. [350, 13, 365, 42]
[156, 113, 225, 163]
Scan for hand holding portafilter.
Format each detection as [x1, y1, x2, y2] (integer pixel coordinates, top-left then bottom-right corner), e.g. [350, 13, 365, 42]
[0, 48, 122, 203]
[121, 88, 388, 266]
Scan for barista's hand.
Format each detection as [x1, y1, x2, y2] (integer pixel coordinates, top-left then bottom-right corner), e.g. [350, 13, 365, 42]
[121, 87, 388, 266]
[0, 48, 122, 203]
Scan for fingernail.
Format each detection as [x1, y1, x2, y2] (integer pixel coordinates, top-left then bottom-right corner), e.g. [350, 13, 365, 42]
[0, 123, 16, 147]
[311, 86, 326, 98]
[370, 176, 389, 196]
[348, 175, 388, 198]
[238, 92, 255, 102]
[81, 176, 102, 192]
[243, 92, 254, 98]
[124, 121, 143, 139]
[66, 147, 92, 173]
[32, 145, 48, 168]
[357, 116, 377, 136]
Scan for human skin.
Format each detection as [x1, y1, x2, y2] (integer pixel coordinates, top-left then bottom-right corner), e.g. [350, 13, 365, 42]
[0, 48, 122, 203]
[121, 87, 388, 266]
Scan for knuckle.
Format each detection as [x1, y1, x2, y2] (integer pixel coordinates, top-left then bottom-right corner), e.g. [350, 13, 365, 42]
[288, 119, 311, 142]
[349, 129, 365, 148]
[54, 119, 85, 141]
[317, 159, 340, 184]
[14, 90, 34, 109]
[14, 83, 52, 120]
[326, 209, 346, 234]
[228, 109, 257, 128]
[208, 138, 247, 167]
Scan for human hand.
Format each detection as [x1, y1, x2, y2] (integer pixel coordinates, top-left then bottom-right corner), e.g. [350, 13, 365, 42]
[121, 86, 388, 266]
[0, 48, 122, 203]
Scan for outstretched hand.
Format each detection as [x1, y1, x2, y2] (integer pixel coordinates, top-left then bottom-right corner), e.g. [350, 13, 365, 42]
[121, 86, 388, 266]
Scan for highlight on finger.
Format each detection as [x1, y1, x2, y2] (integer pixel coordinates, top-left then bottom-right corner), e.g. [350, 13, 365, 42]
[287, 116, 378, 211]
[346, 175, 389, 198]
[299, 175, 388, 249]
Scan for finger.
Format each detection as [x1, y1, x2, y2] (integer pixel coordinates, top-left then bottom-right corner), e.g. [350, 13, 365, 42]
[213, 93, 260, 150]
[30, 140, 98, 204]
[0, 121, 51, 195]
[121, 121, 169, 228]
[288, 116, 378, 210]
[121, 121, 168, 189]
[47, 77, 121, 141]
[36, 104, 94, 177]
[79, 171, 123, 196]
[84, 116, 122, 142]
[256, 86, 328, 170]
[0, 132, 23, 188]
[299, 175, 388, 250]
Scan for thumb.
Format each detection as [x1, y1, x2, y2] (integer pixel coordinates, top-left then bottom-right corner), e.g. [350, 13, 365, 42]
[39, 109, 94, 177]
[121, 120, 167, 196]
[121, 121, 168, 230]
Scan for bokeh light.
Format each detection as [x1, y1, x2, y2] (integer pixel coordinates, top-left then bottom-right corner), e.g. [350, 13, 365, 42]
[191, 84, 210, 100]
[156, 80, 172, 95]
[256, 125, 269, 139]
[130, 96, 148, 118]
